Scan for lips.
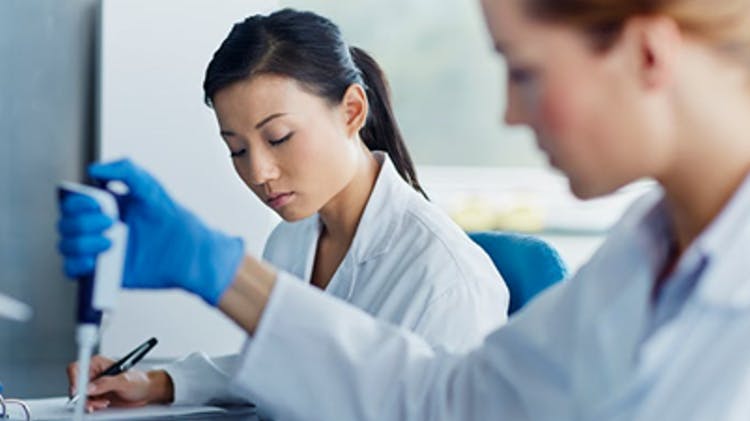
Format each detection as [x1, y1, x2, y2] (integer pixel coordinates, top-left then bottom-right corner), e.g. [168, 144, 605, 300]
[266, 192, 295, 209]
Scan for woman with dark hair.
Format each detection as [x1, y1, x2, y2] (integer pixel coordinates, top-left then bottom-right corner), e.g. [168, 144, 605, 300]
[58, 0, 750, 418]
[62, 9, 508, 411]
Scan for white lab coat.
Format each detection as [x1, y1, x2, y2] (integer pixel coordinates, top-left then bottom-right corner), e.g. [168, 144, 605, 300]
[163, 152, 509, 406]
[229, 173, 750, 421]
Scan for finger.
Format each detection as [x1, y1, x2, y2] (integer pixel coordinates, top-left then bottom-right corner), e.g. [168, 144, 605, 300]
[89, 159, 159, 200]
[90, 355, 116, 373]
[68, 359, 104, 395]
[89, 355, 117, 379]
[60, 194, 101, 216]
[58, 236, 112, 257]
[88, 375, 126, 396]
[63, 257, 96, 278]
[86, 398, 110, 413]
[58, 213, 114, 236]
[67, 356, 115, 396]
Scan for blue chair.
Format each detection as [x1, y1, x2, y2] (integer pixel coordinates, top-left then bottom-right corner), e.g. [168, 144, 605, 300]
[469, 231, 568, 315]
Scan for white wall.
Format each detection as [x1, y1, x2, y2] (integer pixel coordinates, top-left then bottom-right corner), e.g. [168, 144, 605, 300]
[98, 0, 278, 358]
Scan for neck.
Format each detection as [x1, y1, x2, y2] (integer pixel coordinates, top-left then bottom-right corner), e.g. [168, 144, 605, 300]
[318, 146, 381, 245]
[658, 111, 750, 255]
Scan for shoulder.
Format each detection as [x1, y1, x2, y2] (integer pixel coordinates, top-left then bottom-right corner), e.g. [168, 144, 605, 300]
[388, 195, 507, 295]
[395, 200, 509, 346]
[402, 197, 486, 269]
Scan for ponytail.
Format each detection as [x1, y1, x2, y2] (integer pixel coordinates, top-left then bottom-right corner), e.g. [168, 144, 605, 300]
[349, 47, 429, 200]
[203, 10, 428, 199]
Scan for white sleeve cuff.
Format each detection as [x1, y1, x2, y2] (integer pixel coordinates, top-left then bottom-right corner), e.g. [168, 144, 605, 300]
[161, 352, 248, 406]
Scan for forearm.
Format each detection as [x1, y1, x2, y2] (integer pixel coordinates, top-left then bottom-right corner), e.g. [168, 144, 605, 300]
[143, 256, 274, 407]
[229, 276, 468, 420]
[218, 255, 277, 334]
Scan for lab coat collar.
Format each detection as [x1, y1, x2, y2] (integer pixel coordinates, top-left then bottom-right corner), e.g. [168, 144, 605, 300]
[689, 171, 750, 309]
[582, 180, 750, 394]
[344, 151, 411, 265]
[629, 171, 750, 310]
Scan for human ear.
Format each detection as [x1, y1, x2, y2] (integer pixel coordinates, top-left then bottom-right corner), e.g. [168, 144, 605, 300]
[622, 16, 682, 91]
[340, 83, 369, 139]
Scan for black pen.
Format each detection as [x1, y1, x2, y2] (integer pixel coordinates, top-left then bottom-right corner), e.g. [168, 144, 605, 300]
[68, 337, 158, 405]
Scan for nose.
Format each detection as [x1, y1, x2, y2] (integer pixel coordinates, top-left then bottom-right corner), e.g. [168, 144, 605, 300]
[503, 85, 526, 127]
[246, 147, 279, 186]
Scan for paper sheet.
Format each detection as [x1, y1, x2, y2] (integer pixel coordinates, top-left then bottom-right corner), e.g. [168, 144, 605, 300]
[4, 397, 239, 420]
[0, 292, 32, 321]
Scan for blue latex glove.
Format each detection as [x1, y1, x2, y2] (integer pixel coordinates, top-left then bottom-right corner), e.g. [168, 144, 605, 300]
[57, 159, 244, 306]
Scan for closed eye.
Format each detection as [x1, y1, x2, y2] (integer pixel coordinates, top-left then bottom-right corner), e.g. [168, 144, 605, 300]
[508, 68, 537, 85]
[229, 132, 293, 157]
[230, 148, 246, 158]
[270, 132, 293, 146]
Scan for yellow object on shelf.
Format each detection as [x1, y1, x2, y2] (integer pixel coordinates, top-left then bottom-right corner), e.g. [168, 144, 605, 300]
[448, 193, 545, 233]
[449, 196, 498, 231]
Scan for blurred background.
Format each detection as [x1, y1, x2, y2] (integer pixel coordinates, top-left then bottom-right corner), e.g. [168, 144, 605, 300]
[0, 0, 650, 398]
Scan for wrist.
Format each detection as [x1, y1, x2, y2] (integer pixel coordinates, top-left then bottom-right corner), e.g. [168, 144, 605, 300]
[192, 228, 245, 306]
[146, 370, 174, 404]
[218, 255, 277, 334]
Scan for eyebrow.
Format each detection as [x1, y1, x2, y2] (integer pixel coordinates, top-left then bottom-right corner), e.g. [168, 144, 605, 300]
[255, 112, 287, 129]
[219, 112, 288, 138]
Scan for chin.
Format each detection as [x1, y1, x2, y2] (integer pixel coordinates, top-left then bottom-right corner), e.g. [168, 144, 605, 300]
[277, 212, 306, 223]
[568, 178, 618, 201]
[276, 207, 314, 223]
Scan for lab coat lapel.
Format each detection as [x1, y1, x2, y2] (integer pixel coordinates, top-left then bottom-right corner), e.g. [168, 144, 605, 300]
[574, 192, 665, 408]
[596, 172, 750, 418]
[692, 170, 750, 309]
[691, 213, 750, 310]
[595, 263, 652, 384]
[615, 227, 750, 420]
[300, 216, 324, 284]
[579, 239, 652, 405]
[323, 152, 406, 301]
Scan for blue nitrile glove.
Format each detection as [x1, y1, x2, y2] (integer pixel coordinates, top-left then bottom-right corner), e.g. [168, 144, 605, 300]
[57, 159, 244, 306]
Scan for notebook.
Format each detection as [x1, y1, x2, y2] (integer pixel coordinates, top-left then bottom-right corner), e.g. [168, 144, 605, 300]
[5, 397, 255, 420]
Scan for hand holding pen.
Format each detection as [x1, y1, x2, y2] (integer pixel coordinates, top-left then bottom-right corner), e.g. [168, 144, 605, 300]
[66, 337, 172, 412]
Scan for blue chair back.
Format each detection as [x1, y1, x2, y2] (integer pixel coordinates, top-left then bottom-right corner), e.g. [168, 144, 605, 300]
[469, 231, 567, 315]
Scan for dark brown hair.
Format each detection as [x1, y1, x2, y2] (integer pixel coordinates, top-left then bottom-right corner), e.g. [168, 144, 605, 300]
[203, 8, 428, 199]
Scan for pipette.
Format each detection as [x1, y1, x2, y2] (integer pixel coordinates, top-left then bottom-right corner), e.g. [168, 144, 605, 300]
[58, 182, 128, 420]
